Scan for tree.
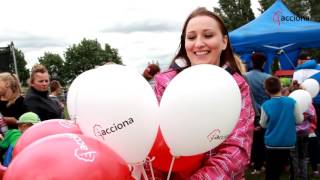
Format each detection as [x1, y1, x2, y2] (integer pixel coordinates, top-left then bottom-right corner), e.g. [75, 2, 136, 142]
[309, 0, 320, 21]
[63, 38, 122, 84]
[259, 0, 314, 19]
[258, 0, 274, 12]
[216, 0, 255, 31]
[283, 0, 310, 18]
[0, 46, 29, 86]
[38, 52, 64, 82]
[104, 44, 122, 64]
[13, 49, 29, 86]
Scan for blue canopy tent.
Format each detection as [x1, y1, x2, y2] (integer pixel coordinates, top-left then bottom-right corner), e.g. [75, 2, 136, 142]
[229, 0, 320, 73]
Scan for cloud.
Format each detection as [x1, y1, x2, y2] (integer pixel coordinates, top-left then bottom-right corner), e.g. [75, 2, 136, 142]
[100, 20, 181, 33]
[1, 0, 249, 73]
[0, 31, 66, 49]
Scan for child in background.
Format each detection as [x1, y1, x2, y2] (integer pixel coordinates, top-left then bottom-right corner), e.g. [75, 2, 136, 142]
[308, 109, 319, 177]
[291, 100, 316, 179]
[0, 112, 40, 166]
[49, 80, 65, 118]
[260, 76, 303, 180]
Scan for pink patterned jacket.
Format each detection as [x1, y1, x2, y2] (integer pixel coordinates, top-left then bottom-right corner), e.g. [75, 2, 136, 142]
[151, 68, 255, 180]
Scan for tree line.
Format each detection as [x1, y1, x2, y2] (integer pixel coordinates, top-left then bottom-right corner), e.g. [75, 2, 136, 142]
[2, 38, 122, 87]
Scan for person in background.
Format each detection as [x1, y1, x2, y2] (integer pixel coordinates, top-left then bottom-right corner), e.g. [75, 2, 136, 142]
[293, 105, 316, 180]
[142, 62, 161, 88]
[0, 112, 40, 166]
[292, 53, 320, 125]
[246, 52, 271, 112]
[292, 52, 320, 176]
[146, 7, 254, 179]
[296, 52, 311, 66]
[287, 85, 316, 180]
[245, 52, 271, 175]
[234, 54, 247, 75]
[24, 64, 61, 121]
[49, 80, 64, 118]
[235, 54, 262, 151]
[0, 72, 26, 134]
[308, 107, 319, 177]
[260, 76, 303, 180]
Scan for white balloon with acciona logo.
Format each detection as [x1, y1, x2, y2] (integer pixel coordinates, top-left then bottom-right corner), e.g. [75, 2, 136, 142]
[159, 64, 241, 156]
[72, 64, 159, 164]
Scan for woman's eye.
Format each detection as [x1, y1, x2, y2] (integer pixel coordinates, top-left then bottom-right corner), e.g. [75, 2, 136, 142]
[186, 35, 196, 40]
[204, 34, 213, 38]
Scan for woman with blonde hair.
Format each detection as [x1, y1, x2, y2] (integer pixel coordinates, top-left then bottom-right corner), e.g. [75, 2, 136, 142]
[234, 54, 247, 75]
[24, 64, 61, 121]
[0, 72, 26, 133]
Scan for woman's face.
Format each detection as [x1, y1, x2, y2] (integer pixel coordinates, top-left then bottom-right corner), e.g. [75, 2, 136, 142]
[31, 72, 50, 92]
[185, 15, 227, 66]
[0, 80, 8, 96]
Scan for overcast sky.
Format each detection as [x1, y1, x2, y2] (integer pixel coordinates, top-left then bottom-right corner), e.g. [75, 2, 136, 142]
[0, 0, 260, 73]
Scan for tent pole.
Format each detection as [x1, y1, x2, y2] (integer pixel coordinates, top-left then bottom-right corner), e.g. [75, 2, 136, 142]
[281, 49, 296, 69]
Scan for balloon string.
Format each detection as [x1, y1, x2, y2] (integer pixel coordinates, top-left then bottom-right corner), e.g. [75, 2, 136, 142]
[147, 157, 155, 180]
[141, 164, 149, 180]
[166, 156, 175, 180]
[128, 157, 156, 180]
[72, 90, 80, 122]
[130, 156, 155, 166]
[145, 156, 155, 163]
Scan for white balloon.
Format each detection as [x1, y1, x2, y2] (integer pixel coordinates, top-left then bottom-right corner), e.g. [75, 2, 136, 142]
[159, 64, 241, 156]
[289, 89, 312, 113]
[67, 69, 96, 120]
[301, 79, 320, 98]
[75, 64, 159, 164]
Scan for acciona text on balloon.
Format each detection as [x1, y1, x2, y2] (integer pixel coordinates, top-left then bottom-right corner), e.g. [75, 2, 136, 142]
[93, 118, 135, 140]
[207, 129, 227, 142]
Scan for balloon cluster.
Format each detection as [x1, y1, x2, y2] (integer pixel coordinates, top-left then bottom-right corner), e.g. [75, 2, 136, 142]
[3, 64, 242, 178]
[5, 120, 132, 179]
[69, 64, 241, 173]
[289, 79, 320, 113]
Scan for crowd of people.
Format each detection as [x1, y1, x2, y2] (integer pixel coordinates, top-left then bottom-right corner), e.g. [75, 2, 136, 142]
[0, 6, 319, 180]
[140, 7, 320, 180]
[0, 64, 65, 166]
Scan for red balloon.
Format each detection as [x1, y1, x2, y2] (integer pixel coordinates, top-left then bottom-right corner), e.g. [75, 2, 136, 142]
[4, 134, 133, 180]
[14, 119, 82, 157]
[148, 129, 205, 172]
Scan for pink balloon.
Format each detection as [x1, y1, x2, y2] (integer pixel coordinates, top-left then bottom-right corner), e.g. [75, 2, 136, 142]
[0, 163, 6, 179]
[4, 134, 133, 180]
[14, 119, 82, 157]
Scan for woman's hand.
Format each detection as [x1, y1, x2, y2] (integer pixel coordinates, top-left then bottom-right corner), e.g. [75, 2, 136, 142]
[3, 117, 17, 125]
